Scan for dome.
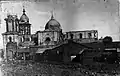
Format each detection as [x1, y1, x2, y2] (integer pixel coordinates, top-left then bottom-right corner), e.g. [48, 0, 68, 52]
[19, 8, 29, 23]
[45, 16, 61, 31]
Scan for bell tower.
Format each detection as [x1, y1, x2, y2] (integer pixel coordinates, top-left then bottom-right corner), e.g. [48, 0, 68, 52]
[2, 14, 19, 59]
[19, 7, 31, 35]
[18, 6, 31, 43]
[2, 14, 19, 44]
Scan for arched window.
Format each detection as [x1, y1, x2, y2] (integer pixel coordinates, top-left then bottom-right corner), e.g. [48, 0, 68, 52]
[19, 37, 22, 42]
[88, 33, 92, 38]
[9, 36, 12, 42]
[24, 37, 30, 41]
[8, 21, 13, 32]
[34, 37, 38, 45]
[45, 37, 51, 45]
[26, 38, 30, 41]
[70, 33, 74, 39]
[79, 33, 82, 39]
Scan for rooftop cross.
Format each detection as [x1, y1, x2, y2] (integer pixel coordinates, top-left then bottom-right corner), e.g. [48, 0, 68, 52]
[50, 7, 56, 19]
[51, 10, 54, 19]
[23, 5, 26, 14]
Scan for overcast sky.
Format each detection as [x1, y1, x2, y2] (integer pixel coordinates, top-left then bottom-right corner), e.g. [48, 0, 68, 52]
[0, 0, 120, 48]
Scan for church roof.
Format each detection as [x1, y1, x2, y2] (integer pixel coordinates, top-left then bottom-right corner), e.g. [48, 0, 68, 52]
[19, 8, 29, 23]
[2, 32, 18, 35]
[44, 40, 94, 55]
[17, 48, 30, 52]
[45, 14, 61, 31]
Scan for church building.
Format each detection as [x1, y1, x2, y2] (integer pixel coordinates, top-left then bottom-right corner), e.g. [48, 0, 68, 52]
[2, 7, 32, 60]
[2, 7, 64, 60]
[2, 7, 98, 61]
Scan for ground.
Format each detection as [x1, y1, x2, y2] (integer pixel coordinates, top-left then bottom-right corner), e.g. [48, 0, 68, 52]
[0, 60, 120, 76]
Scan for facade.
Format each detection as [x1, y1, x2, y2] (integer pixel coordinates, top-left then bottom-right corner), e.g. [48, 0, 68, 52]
[36, 15, 63, 46]
[2, 8, 32, 60]
[30, 14, 64, 56]
[64, 30, 98, 43]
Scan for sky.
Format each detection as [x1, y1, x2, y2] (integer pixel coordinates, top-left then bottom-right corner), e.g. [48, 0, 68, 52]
[0, 0, 120, 49]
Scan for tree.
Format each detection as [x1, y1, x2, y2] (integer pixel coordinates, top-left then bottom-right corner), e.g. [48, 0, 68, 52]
[103, 36, 113, 44]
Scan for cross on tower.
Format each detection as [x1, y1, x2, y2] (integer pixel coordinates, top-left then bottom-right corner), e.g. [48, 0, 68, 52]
[50, 7, 56, 19]
[22, 5, 26, 14]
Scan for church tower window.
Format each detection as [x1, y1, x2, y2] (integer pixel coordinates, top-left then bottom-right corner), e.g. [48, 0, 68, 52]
[8, 20, 13, 32]
[20, 37, 22, 42]
[9, 36, 12, 42]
